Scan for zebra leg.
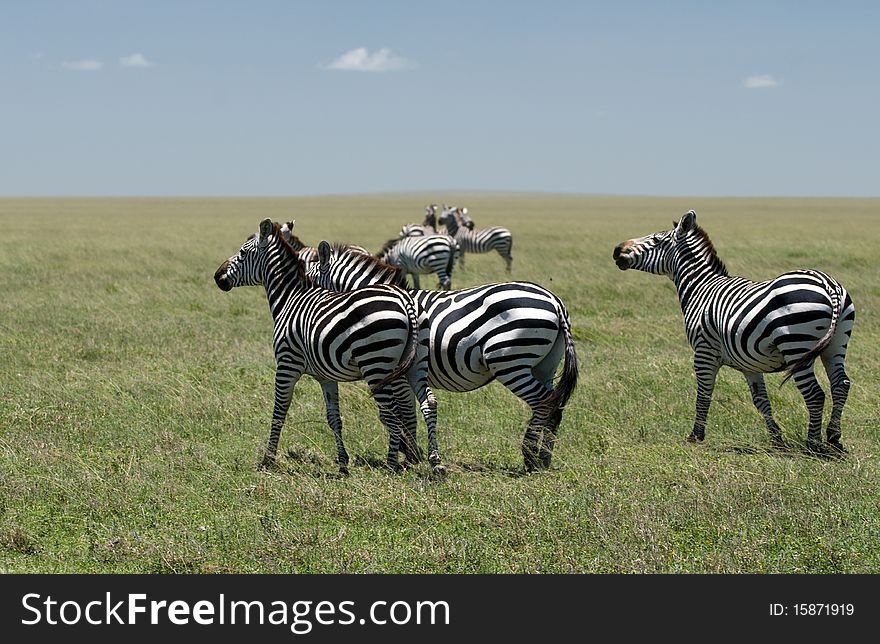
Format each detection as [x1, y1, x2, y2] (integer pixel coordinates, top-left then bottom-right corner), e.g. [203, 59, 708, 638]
[319, 381, 350, 475]
[501, 249, 512, 272]
[263, 366, 301, 469]
[689, 351, 720, 442]
[787, 364, 826, 451]
[491, 365, 554, 471]
[368, 378, 407, 473]
[743, 373, 784, 447]
[390, 378, 422, 465]
[411, 380, 443, 477]
[821, 354, 850, 452]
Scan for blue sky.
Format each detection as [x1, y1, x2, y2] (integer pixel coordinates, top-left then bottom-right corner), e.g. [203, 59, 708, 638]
[2, 1, 878, 196]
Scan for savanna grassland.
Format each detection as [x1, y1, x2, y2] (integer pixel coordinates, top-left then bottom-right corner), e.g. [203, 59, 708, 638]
[1, 195, 878, 573]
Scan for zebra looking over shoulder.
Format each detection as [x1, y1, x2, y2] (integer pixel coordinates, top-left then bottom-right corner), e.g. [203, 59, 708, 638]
[438, 207, 512, 271]
[213, 219, 444, 475]
[377, 234, 457, 290]
[307, 242, 579, 471]
[613, 209, 855, 453]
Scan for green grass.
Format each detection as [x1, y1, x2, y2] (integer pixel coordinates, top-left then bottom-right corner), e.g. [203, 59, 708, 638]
[1, 194, 878, 573]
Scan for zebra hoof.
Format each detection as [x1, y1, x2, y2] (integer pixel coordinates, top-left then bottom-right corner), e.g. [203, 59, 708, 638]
[386, 461, 404, 475]
[827, 440, 847, 456]
[431, 464, 447, 480]
[806, 439, 827, 455]
[686, 433, 704, 444]
[259, 455, 277, 470]
[338, 464, 350, 476]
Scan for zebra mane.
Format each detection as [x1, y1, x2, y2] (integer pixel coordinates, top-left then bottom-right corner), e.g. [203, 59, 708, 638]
[329, 243, 408, 288]
[690, 223, 729, 277]
[272, 222, 309, 283]
[377, 238, 400, 255]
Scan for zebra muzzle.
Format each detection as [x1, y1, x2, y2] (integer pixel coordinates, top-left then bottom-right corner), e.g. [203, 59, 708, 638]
[214, 263, 233, 291]
[613, 244, 632, 270]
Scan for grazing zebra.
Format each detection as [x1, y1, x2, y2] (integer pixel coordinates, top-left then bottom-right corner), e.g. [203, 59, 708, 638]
[398, 205, 439, 238]
[613, 210, 855, 453]
[213, 219, 444, 475]
[308, 242, 579, 471]
[377, 234, 457, 290]
[280, 220, 369, 265]
[438, 207, 512, 271]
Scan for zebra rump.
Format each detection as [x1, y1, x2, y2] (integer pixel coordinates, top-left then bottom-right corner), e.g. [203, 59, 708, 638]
[306, 246, 579, 471]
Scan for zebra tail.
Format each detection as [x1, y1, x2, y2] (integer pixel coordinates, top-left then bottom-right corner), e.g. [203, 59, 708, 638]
[546, 299, 579, 412]
[780, 278, 843, 385]
[368, 293, 420, 394]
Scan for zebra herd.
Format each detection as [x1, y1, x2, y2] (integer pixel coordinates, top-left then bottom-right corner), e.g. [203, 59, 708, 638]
[213, 207, 855, 476]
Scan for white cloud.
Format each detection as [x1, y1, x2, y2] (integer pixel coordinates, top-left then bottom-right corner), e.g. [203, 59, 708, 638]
[743, 74, 780, 89]
[326, 47, 414, 72]
[120, 53, 154, 68]
[61, 59, 103, 71]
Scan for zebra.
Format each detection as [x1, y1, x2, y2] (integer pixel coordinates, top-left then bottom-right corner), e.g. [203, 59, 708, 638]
[398, 204, 439, 238]
[438, 207, 512, 271]
[213, 218, 444, 475]
[307, 241, 579, 471]
[280, 220, 369, 265]
[613, 209, 855, 453]
[377, 234, 457, 290]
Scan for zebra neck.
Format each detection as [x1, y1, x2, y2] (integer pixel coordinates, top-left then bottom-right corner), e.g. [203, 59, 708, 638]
[263, 249, 305, 319]
[672, 246, 728, 312]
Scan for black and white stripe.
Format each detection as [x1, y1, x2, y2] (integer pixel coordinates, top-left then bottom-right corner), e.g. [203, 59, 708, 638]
[307, 243, 579, 470]
[213, 219, 444, 474]
[438, 207, 512, 271]
[377, 234, 457, 290]
[614, 209, 855, 452]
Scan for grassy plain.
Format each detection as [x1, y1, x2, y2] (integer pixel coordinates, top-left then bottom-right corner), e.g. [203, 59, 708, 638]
[1, 194, 878, 573]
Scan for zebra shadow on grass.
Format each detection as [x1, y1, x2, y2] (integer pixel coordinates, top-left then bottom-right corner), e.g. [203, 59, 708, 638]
[710, 439, 847, 461]
[281, 446, 535, 479]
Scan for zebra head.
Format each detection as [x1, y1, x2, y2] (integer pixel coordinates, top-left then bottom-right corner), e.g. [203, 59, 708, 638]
[613, 210, 700, 276]
[213, 218, 276, 291]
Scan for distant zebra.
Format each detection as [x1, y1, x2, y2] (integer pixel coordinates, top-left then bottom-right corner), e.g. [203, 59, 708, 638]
[308, 242, 579, 470]
[398, 204, 439, 238]
[213, 219, 444, 475]
[377, 234, 457, 290]
[280, 220, 368, 264]
[613, 210, 855, 453]
[438, 207, 512, 271]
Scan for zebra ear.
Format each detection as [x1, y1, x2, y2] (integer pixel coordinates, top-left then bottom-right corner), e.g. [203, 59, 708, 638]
[675, 210, 697, 239]
[318, 240, 332, 269]
[259, 218, 274, 244]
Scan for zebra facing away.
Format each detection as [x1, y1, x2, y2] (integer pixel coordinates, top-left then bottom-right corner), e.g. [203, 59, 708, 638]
[613, 210, 855, 453]
[377, 234, 457, 290]
[213, 219, 444, 475]
[309, 242, 579, 471]
[438, 207, 512, 272]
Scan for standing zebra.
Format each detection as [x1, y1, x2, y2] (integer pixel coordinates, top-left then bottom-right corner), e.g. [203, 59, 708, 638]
[308, 242, 579, 471]
[438, 207, 512, 271]
[213, 219, 444, 475]
[377, 234, 457, 290]
[613, 210, 855, 453]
